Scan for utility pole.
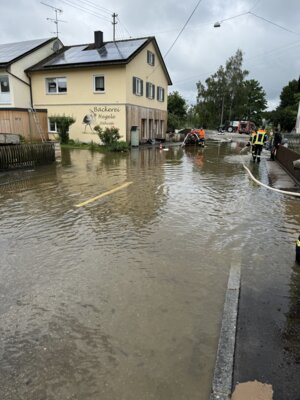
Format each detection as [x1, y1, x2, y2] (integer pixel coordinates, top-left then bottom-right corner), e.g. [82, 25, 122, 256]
[41, 2, 66, 37]
[112, 13, 118, 41]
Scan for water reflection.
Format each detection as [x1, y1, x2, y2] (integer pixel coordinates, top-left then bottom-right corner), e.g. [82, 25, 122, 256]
[0, 142, 299, 400]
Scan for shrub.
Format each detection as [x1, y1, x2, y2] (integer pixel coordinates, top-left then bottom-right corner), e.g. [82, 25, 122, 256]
[106, 141, 129, 152]
[49, 115, 76, 144]
[94, 126, 121, 145]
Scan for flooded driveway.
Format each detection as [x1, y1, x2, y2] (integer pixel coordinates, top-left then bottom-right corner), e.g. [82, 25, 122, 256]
[0, 141, 299, 400]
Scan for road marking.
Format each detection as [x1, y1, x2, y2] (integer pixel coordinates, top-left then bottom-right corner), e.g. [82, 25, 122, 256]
[75, 181, 133, 208]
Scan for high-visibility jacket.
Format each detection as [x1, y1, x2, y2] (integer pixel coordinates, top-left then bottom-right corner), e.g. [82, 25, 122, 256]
[297, 240, 300, 247]
[254, 129, 267, 145]
[199, 129, 205, 139]
[250, 131, 256, 144]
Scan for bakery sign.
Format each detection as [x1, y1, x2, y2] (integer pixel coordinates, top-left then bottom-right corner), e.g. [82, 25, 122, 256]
[82, 106, 121, 133]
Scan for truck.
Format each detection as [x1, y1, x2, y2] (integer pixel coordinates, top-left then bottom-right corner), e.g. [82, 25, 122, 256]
[218, 120, 255, 134]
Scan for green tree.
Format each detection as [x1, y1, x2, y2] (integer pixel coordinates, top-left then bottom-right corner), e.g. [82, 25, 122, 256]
[49, 115, 76, 144]
[167, 91, 187, 131]
[241, 79, 267, 125]
[195, 49, 250, 128]
[266, 78, 300, 131]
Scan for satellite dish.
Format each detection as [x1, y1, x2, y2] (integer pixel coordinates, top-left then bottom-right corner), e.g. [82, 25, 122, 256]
[52, 40, 60, 52]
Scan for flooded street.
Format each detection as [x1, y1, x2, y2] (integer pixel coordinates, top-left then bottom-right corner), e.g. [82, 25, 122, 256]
[0, 141, 299, 400]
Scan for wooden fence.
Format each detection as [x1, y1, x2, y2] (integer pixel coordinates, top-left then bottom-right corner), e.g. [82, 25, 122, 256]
[0, 143, 55, 170]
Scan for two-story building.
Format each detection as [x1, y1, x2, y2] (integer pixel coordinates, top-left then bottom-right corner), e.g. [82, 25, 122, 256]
[27, 31, 172, 143]
[0, 37, 63, 141]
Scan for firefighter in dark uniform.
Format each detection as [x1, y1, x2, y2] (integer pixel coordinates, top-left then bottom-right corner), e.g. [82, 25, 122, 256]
[296, 235, 300, 263]
[252, 126, 267, 163]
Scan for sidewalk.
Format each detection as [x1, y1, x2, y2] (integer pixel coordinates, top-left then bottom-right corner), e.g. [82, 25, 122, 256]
[265, 158, 300, 191]
[210, 156, 300, 400]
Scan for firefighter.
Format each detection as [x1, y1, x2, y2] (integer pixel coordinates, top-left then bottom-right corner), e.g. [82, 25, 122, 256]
[198, 127, 205, 146]
[296, 235, 300, 263]
[252, 126, 267, 163]
[250, 129, 257, 160]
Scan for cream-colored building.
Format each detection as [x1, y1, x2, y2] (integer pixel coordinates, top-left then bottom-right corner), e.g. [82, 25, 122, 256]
[28, 31, 172, 143]
[0, 37, 63, 139]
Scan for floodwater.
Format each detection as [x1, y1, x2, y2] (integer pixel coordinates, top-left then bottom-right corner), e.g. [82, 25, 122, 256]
[0, 140, 299, 400]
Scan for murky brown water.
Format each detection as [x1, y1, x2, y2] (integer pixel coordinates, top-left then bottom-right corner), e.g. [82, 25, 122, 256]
[0, 141, 299, 400]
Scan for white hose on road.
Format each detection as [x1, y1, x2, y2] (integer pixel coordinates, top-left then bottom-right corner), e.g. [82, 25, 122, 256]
[240, 146, 300, 198]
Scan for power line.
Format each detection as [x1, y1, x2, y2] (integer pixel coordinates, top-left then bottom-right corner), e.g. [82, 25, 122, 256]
[249, 11, 300, 36]
[59, 0, 111, 23]
[164, 0, 203, 58]
[75, 0, 113, 15]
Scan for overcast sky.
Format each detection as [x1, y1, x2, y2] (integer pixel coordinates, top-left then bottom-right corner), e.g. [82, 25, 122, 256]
[2, 0, 300, 110]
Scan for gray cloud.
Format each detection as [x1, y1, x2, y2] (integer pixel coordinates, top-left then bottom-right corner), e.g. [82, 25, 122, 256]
[2, 0, 299, 110]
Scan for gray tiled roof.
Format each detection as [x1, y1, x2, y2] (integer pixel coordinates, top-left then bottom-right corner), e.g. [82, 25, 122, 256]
[0, 38, 53, 64]
[40, 38, 148, 68]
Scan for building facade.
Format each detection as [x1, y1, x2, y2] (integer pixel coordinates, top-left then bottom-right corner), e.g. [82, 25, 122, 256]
[0, 37, 63, 140]
[28, 31, 172, 143]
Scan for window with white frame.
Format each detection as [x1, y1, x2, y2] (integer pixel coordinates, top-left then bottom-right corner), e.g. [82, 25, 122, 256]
[48, 118, 57, 132]
[94, 75, 105, 92]
[146, 82, 155, 99]
[157, 86, 165, 102]
[147, 50, 155, 66]
[0, 76, 10, 93]
[46, 77, 67, 94]
[133, 77, 143, 96]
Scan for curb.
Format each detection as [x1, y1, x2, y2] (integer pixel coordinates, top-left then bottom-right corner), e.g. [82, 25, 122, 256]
[210, 261, 241, 400]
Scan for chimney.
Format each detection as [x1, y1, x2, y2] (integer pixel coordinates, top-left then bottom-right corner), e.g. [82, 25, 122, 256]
[94, 31, 104, 48]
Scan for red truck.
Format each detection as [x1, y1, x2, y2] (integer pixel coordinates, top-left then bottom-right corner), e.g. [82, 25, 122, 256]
[221, 120, 255, 134]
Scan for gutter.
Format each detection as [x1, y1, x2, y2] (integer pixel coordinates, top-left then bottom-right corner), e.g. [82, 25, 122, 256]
[5, 67, 30, 87]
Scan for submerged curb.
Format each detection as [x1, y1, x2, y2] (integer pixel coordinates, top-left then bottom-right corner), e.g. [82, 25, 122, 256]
[210, 261, 241, 400]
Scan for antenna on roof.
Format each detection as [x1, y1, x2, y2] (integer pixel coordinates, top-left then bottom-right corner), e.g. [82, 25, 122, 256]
[41, 2, 67, 37]
[112, 13, 118, 41]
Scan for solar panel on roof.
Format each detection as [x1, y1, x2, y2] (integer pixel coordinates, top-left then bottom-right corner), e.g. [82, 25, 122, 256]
[42, 38, 148, 67]
[0, 38, 51, 63]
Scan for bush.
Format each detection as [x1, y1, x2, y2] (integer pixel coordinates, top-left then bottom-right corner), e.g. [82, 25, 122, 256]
[106, 141, 129, 152]
[49, 115, 76, 144]
[94, 126, 121, 145]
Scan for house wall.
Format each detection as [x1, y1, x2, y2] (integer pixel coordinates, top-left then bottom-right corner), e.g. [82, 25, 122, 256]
[126, 41, 168, 111]
[30, 40, 170, 143]
[0, 39, 61, 109]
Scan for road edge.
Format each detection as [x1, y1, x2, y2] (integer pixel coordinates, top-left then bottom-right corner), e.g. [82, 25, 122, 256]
[210, 261, 241, 400]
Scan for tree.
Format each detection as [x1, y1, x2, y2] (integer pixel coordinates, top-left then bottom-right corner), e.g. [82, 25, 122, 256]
[167, 91, 187, 131]
[49, 115, 76, 144]
[266, 78, 300, 131]
[241, 79, 267, 125]
[195, 49, 250, 128]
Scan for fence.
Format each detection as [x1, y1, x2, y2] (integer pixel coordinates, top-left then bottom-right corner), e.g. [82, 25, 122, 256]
[276, 145, 300, 185]
[0, 143, 55, 170]
[283, 133, 300, 153]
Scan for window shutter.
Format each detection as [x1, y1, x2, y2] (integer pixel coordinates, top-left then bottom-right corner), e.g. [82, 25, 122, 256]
[141, 79, 143, 96]
[153, 54, 155, 66]
[152, 84, 155, 99]
[157, 86, 159, 100]
[146, 82, 149, 98]
[162, 88, 165, 102]
[133, 77, 136, 94]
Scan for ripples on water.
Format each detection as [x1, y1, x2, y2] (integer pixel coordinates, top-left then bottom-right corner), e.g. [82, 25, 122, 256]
[0, 142, 299, 399]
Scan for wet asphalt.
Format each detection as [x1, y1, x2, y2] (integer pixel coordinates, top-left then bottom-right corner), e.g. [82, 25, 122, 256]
[207, 131, 300, 400]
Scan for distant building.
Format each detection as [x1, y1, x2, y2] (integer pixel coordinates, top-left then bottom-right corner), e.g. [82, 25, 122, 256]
[27, 31, 172, 143]
[0, 37, 63, 141]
